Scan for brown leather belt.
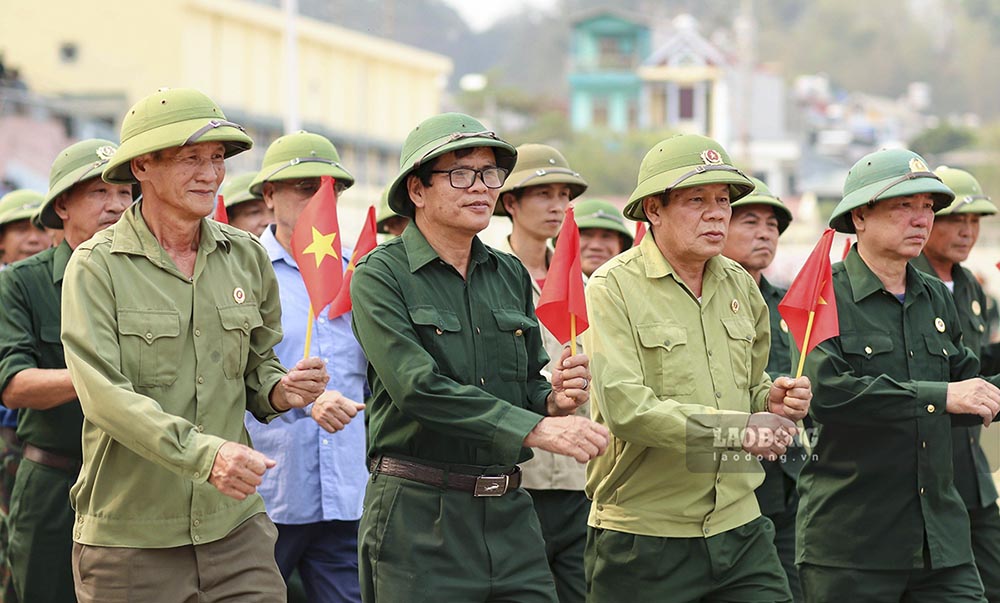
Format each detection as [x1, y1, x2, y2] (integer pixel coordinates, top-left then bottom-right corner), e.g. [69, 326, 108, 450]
[370, 456, 521, 497]
[23, 443, 81, 474]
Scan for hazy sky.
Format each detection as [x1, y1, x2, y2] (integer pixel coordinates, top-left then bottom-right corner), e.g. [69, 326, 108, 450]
[440, 0, 558, 31]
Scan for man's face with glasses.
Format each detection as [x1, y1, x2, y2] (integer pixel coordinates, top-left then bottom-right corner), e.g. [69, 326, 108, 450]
[408, 147, 502, 237]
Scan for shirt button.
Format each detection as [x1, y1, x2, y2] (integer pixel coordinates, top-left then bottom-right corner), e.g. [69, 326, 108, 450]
[193, 471, 200, 479]
[193, 519, 201, 527]
[194, 535, 201, 542]
[476, 327, 481, 334]
[715, 392, 722, 399]
[514, 329, 523, 337]
[197, 376, 205, 384]
[909, 350, 914, 357]
[971, 437, 976, 444]
[243, 321, 250, 329]
[145, 332, 153, 341]
[922, 441, 927, 448]
[196, 424, 204, 432]
[927, 404, 936, 413]
[322, 438, 329, 445]
[194, 328, 201, 337]
[435, 328, 443, 335]
[597, 504, 604, 511]
[704, 528, 710, 535]
[716, 476, 722, 484]
[707, 351, 713, 357]
[595, 519, 602, 526]
[942, 348, 948, 356]
[480, 377, 485, 386]
[919, 487, 925, 495]
[864, 346, 872, 354]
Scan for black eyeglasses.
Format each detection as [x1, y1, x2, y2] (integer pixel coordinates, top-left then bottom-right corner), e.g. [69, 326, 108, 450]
[430, 167, 509, 189]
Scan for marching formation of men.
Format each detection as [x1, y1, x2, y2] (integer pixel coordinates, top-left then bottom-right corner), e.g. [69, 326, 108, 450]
[0, 85, 998, 603]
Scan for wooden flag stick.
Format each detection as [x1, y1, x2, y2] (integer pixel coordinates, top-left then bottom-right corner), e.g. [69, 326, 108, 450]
[303, 304, 314, 360]
[791, 309, 816, 455]
[570, 314, 577, 356]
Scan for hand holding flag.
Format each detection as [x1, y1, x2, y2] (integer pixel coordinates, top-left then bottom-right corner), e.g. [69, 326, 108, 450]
[536, 206, 588, 353]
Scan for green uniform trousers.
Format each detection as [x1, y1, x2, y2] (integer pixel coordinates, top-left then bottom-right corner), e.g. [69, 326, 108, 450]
[763, 473, 803, 603]
[528, 489, 588, 603]
[799, 561, 985, 602]
[8, 458, 74, 603]
[585, 516, 792, 603]
[0, 427, 20, 603]
[969, 504, 1000, 602]
[359, 473, 557, 603]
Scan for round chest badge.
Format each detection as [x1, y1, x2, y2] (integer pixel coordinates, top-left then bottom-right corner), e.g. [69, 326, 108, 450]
[701, 149, 723, 165]
[233, 287, 246, 304]
[780, 319, 789, 333]
[934, 317, 946, 333]
[972, 300, 982, 316]
[731, 298, 740, 313]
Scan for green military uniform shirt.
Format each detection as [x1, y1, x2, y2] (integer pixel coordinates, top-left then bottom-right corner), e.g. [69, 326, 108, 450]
[583, 234, 773, 539]
[755, 276, 806, 517]
[350, 223, 551, 468]
[0, 241, 83, 458]
[911, 253, 998, 510]
[61, 203, 287, 548]
[798, 248, 987, 570]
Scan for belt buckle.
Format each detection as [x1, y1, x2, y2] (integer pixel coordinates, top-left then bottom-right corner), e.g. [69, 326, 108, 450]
[473, 474, 509, 497]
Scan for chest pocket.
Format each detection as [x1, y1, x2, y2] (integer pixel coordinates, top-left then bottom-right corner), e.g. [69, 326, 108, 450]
[409, 306, 462, 378]
[118, 309, 182, 387]
[637, 322, 694, 397]
[219, 305, 264, 380]
[924, 333, 960, 380]
[841, 333, 894, 376]
[492, 309, 537, 382]
[722, 317, 755, 390]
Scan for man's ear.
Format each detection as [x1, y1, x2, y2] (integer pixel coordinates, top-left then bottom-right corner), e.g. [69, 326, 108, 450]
[407, 174, 427, 210]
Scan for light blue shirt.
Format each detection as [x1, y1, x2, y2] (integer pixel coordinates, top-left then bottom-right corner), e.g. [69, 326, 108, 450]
[245, 225, 368, 524]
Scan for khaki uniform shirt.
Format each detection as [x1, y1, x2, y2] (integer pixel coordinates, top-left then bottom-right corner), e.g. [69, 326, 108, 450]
[583, 235, 772, 538]
[61, 204, 286, 548]
[497, 237, 586, 491]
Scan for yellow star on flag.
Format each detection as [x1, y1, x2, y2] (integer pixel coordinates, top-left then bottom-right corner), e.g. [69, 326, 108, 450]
[302, 227, 338, 268]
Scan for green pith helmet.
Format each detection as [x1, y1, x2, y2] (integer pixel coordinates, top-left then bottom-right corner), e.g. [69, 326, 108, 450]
[730, 176, 793, 234]
[249, 130, 354, 195]
[102, 87, 253, 184]
[494, 143, 588, 216]
[375, 187, 405, 234]
[574, 198, 633, 246]
[0, 189, 44, 228]
[933, 166, 997, 216]
[624, 134, 753, 222]
[219, 172, 262, 209]
[387, 112, 517, 218]
[40, 139, 129, 229]
[829, 148, 954, 234]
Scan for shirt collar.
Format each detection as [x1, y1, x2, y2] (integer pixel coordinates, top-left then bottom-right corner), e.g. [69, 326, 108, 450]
[260, 224, 295, 267]
[758, 274, 782, 299]
[844, 246, 929, 304]
[639, 231, 727, 283]
[109, 202, 231, 264]
[401, 221, 494, 274]
[52, 239, 73, 284]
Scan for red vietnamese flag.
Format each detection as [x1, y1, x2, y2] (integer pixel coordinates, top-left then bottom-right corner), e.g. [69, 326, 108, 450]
[633, 221, 646, 247]
[328, 205, 378, 319]
[779, 228, 839, 358]
[536, 206, 588, 343]
[291, 176, 343, 313]
[841, 236, 852, 260]
[212, 194, 229, 224]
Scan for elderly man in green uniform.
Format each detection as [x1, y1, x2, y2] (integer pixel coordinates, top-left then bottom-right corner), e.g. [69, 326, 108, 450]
[220, 171, 272, 237]
[909, 165, 1000, 601]
[797, 149, 1000, 601]
[495, 143, 590, 603]
[60, 88, 329, 603]
[720, 176, 804, 601]
[575, 199, 632, 278]
[0, 190, 50, 266]
[0, 139, 133, 602]
[351, 113, 609, 603]
[583, 134, 812, 603]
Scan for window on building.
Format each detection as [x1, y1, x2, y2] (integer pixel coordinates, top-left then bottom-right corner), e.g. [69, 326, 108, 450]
[59, 43, 78, 64]
[597, 36, 628, 69]
[679, 87, 695, 120]
[592, 97, 609, 127]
